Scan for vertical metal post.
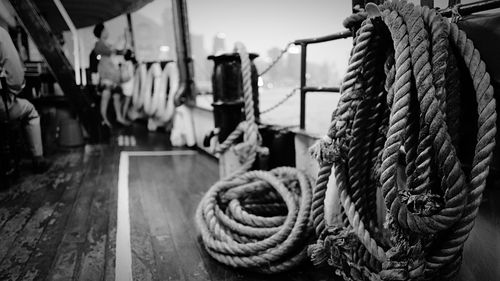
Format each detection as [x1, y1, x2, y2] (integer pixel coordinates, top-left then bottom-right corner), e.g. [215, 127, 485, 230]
[172, 0, 196, 106]
[80, 40, 86, 86]
[53, 0, 81, 85]
[126, 13, 136, 53]
[299, 43, 307, 130]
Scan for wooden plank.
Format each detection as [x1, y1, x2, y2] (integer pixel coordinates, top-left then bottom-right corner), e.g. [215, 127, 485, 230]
[0, 151, 83, 280]
[166, 155, 245, 281]
[0, 153, 80, 258]
[18, 156, 87, 281]
[0, 153, 78, 228]
[132, 156, 183, 281]
[128, 158, 159, 281]
[136, 155, 211, 281]
[0, 204, 56, 281]
[103, 146, 119, 281]
[0, 208, 33, 262]
[46, 148, 103, 280]
[76, 147, 118, 281]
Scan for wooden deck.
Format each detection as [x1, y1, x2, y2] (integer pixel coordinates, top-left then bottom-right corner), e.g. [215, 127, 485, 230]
[0, 127, 334, 281]
[1, 124, 499, 280]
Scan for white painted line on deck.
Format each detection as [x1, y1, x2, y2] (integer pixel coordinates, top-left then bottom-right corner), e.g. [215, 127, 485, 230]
[116, 152, 132, 281]
[115, 150, 196, 281]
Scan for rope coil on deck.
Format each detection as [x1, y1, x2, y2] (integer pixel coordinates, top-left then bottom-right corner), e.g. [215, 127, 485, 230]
[196, 42, 313, 273]
[309, 1, 496, 280]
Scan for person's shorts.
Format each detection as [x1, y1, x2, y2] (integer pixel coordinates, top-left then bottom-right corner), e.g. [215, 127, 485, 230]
[121, 78, 134, 97]
[99, 79, 122, 96]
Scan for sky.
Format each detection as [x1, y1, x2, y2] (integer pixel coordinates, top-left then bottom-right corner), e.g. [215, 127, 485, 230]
[136, 0, 355, 70]
[61, 0, 455, 72]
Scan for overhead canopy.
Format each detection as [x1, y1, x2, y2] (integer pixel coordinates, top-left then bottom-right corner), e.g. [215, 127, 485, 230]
[34, 0, 153, 32]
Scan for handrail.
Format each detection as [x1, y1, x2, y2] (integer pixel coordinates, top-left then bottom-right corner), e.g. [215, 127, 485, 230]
[293, 0, 500, 130]
[440, 0, 500, 17]
[303, 86, 341, 93]
[294, 31, 350, 129]
[293, 30, 352, 45]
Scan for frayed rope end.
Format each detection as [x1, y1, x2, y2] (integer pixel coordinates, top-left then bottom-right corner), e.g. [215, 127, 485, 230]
[309, 135, 339, 166]
[308, 240, 329, 267]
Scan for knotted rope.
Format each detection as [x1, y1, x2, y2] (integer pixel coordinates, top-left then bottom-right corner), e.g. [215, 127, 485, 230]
[309, 1, 496, 280]
[196, 42, 313, 273]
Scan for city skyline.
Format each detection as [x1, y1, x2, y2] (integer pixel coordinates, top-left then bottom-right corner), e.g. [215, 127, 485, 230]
[132, 0, 349, 87]
[136, 0, 354, 67]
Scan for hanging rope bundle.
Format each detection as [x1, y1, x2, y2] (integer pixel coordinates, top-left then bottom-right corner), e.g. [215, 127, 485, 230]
[308, 1, 496, 280]
[196, 42, 313, 273]
[129, 62, 178, 122]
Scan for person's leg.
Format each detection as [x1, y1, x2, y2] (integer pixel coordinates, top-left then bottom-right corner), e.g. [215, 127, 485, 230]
[3, 97, 50, 172]
[6, 98, 43, 157]
[120, 79, 133, 121]
[100, 85, 112, 127]
[112, 91, 130, 126]
[122, 96, 131, 120]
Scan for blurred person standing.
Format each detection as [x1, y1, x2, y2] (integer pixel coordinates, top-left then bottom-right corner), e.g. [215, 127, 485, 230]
[93, 23, 129, 126]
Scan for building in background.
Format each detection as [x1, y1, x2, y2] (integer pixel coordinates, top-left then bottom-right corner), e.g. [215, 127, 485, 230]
[212, 32, 226, 55]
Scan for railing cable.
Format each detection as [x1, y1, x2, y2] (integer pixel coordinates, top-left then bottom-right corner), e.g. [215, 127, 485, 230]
[260, 87, 299, 115]
[257, 42, 293, 77]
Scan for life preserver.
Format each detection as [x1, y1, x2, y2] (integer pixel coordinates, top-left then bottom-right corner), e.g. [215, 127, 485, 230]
[142, 63, 161, 116]
[127, 62, 180, 126]
[154, 62, 179, 123]
[131, 63, 146, 110]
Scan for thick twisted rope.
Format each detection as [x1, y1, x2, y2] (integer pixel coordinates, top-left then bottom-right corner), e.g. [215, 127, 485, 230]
[308, 1, 496, 280]
[196, 43, 313, 273]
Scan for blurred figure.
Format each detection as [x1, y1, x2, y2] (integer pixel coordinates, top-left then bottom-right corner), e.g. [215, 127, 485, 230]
[93, 23, 129, 126]
[120, 49, 136, 120]
[0, 26, 51, 172]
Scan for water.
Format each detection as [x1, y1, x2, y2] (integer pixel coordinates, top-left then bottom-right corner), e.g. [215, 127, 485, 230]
[196, 86, 340, 137]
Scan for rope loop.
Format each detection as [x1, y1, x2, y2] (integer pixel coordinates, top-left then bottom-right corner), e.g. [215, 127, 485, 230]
[196, 43, 314, 273]
[309, 1, 497, 280]
[196, 167, 313, 273]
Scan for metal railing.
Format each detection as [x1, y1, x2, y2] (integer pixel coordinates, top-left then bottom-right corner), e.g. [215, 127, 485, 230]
[293, 29, 352, 130]
[292, 0, 500, 130]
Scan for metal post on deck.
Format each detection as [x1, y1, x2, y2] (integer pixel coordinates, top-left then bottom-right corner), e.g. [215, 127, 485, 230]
[52, 0, 81, 85]
[172, 0, 197, 106]
[126, 13, 136, 53]
[79, 40, 86, 86]
[299, 44, 307, 130]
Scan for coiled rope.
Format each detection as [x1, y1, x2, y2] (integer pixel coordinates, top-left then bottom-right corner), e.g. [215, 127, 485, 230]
[196, 42, 313, 273]
[308, 1, 496, 280]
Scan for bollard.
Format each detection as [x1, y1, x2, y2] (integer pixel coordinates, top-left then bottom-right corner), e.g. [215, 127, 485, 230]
[208, 52, 260, 143]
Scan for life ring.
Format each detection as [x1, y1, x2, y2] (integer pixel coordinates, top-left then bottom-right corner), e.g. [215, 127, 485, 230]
[155, 62, 179, 123]
[142, 63, 162, 116]
[131, 63, 147, 110]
